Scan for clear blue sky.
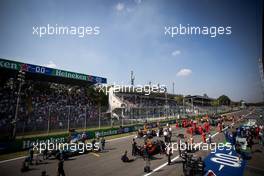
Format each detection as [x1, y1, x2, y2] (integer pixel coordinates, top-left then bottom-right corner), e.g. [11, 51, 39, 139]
[0, 0, 262, 102]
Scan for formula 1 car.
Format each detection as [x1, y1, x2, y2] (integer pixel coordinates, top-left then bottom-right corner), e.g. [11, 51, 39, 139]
[136, 139, 166, 157]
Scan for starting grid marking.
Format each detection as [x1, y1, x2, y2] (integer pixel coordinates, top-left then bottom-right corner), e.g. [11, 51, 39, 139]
[0, 155, 29, 164]
[91, 152, 100, 157]
[143, 110, 253, 176]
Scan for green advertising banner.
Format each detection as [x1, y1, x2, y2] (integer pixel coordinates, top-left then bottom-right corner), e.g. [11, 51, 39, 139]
[0, 58, 107, 83]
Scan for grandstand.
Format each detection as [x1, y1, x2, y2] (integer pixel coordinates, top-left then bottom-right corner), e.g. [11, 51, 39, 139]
[0, 58, 107, 138]
[108, 87, 180, 121]
[108, 87, 235, 123]
[184, 94, 214, 106]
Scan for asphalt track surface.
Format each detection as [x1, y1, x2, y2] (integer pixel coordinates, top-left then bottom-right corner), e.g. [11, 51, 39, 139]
[0, 109, 261, 176]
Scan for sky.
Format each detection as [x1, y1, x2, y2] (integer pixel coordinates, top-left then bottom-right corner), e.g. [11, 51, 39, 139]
[0, 0, 262, 102]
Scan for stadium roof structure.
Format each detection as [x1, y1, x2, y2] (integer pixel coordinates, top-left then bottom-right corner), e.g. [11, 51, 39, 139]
[0, 58, 107, 85]
[185, 95, 215, 101]
[184, 95, 215, 106]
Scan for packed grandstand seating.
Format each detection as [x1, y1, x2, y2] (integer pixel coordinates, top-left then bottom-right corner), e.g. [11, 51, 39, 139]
[0, 79, 99, 134]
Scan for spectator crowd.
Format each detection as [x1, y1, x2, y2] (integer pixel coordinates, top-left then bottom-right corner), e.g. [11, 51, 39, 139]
[0, 79, 100, 134]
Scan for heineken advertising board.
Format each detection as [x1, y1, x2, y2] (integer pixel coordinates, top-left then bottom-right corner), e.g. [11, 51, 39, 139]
[0, 58, 107, 84]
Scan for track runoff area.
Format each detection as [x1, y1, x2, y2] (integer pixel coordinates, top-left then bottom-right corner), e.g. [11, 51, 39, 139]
[0, 108, 263, 176]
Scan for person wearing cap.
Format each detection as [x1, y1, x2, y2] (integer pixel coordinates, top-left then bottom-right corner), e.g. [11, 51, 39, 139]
[57, 158, 65, 176]
[202, 132, 206, 143]
[132, 138, 137, 156]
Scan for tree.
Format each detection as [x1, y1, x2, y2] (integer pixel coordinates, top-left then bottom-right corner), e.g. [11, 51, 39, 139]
[217, 95, 231, 106]
[211, 100, 219, 107]
[86, 86, 108, 107]
[174, 95, 184, 105]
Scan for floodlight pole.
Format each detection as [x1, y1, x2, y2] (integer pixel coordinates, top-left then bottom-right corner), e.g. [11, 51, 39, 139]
[12, 70, 25, 140]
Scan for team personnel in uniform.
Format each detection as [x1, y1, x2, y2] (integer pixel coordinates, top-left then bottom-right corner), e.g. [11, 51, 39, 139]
[167, 145, 172, 165]
[57, 159, 65, 176]
[202, 132, 206, 143]
[132, 138, 137, 156]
